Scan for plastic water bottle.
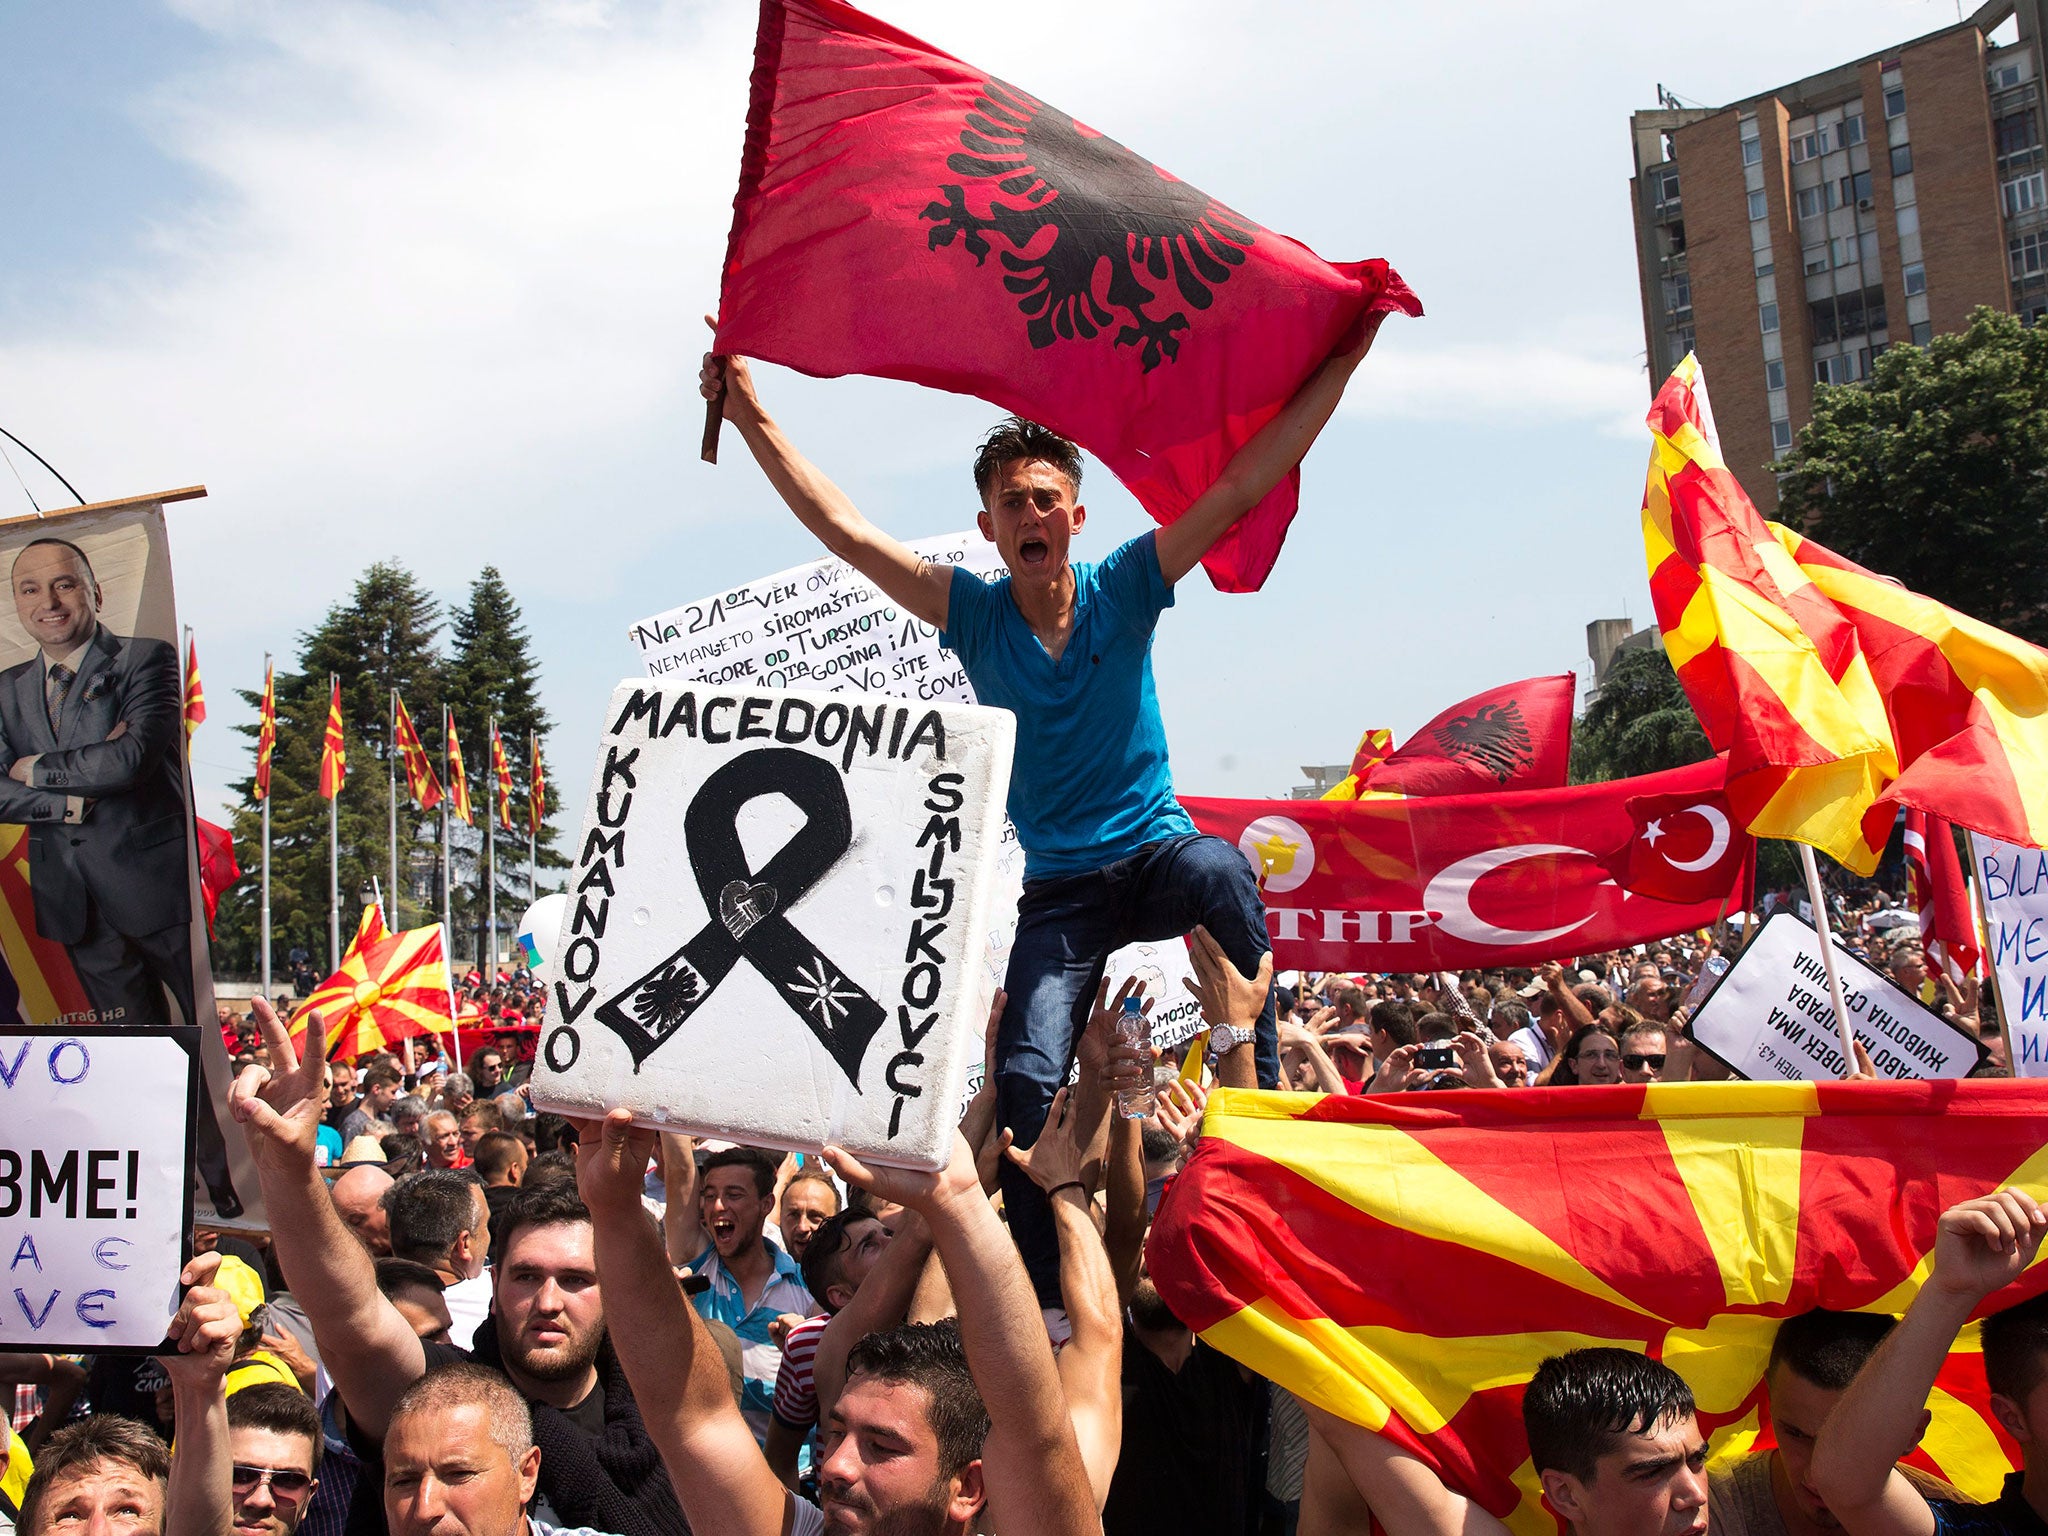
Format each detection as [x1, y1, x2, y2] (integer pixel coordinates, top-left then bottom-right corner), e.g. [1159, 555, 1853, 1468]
[1114, 994, 1155, 1120]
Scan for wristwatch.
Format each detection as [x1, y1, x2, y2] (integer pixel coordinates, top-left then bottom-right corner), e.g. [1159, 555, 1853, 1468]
[1207, 1022, 1254, 1060]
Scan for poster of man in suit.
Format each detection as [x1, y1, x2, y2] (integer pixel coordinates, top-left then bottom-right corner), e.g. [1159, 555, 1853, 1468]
[0, 495, 252, 1222]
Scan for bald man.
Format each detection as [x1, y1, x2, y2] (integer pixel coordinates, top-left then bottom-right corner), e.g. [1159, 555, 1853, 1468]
[331, 1165, 395, 1257]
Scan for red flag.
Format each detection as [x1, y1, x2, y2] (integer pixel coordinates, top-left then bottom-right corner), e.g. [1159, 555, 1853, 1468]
[1181, 756, 1748, 971]
[1609, 784, 1747, 905]
[714, 0, 1421, 593]
[1905, 807, 1981, 983]
[318, 677, 347, 799]
[195, 817, 241, 938]
[1359, 674, 1576, 796]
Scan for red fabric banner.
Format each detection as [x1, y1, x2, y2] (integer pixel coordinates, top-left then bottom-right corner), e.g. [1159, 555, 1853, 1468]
[1361, 674, 1576, 796]
[1182, 757, 1749, 970]
[1905, 807, 1981, 981]
[195, 816, 241, 939]
[714, 0, 1421, 592]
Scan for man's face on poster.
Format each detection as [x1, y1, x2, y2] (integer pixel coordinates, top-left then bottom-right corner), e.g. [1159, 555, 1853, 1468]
[12, 542, 101, 659]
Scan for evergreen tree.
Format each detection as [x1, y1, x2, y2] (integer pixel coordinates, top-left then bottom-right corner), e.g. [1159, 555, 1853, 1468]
[214, 564, 444, 977]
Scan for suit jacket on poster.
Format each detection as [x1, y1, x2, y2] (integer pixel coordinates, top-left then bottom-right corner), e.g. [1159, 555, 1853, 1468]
[0, 624, 191, 942]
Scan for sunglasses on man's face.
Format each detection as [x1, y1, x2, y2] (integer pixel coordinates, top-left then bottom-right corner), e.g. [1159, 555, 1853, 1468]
[232, 1467, 314, 1503]
[1622, 1053, 1667, 1071]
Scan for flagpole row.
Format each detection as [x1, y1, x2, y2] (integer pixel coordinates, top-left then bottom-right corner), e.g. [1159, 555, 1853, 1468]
[1797, 843, 1860, 1079]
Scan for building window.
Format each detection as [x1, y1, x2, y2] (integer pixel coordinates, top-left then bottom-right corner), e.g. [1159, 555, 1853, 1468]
[1911, 320, 1933, 345]
[1651, 166, 1680, 206]
[1804, 243, 1831, 274]
[1797, 185, 1828, 219]
[1996, 108, 2041, 163]
[1891, 142, 1913, 176]
[1831, 235, 1858, 269]
[1992, 61, 2024, 90]
[1904, 262, 1927, 295]
[1843, 113, 1866, 145]
[1815, 350, 1866, 386]
[2013, 229, 2048, 279]
[1772, 418, 1794, 451]
[1755, 252, 1775, 276]
[1761, 301, 1780, 333]
[1809, 287, 1886, 346]
[1743, 135, 1763, 166]
[2003, 170, 2047, 216]
[1748, 188, 1768, 221]
[1898, 204, 1920, 236]
[1861, 229, 1880, 267]
[1885, 86, 1907, 119]
[1766, 359, 1786, 390]
[1664, 274, 1692, 314]
[1840, 170, 1874, 206]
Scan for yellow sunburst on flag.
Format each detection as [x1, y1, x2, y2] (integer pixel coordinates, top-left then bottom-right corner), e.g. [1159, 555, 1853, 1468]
[491, 724, 514, 831]
[182, 633, 206, 746]
[445, 709, 473, 826]
[289, 908, 453, 1059]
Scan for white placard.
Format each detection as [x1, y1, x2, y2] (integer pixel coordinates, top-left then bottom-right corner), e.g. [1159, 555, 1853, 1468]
[1971, 833, 2048, 1076]
[629, 532, 1005, 697]
[530, 683, 1015, 1170]
[1, 1030, 194, 1351]
[1689, 913, 1979, 1081]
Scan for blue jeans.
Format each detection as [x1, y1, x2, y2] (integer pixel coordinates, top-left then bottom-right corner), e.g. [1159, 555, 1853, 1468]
[995, 832, 1280, 1306]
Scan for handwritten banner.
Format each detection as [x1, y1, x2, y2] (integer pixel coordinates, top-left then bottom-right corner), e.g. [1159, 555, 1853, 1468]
[1972, 834, 2048, 1077]
[1689, 914, 1979, 1082]
[0, 1028, 195, 1352]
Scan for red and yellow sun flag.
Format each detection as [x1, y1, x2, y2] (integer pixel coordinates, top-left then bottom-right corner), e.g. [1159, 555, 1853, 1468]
[1643, 355, 2048, 873]
[490, 724, 514, 831]
[317, 677, 346, 799]
[1149, 1082, 2048, 1536]
[182, 632, 206, 745]
[444, 709, 473, 826]
[392, 694, 442, 811]
[0, 825, 92, 1021]
[254, 660, 277, 801]
[1320, 727, 1393, 801]
[528, 735, 546, 836]
[289, 910, 454, 1059]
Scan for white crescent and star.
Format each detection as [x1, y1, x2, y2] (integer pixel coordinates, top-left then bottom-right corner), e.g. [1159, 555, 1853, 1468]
[1423, 843, 1607, 948]
[1644, 803, 1731, 873]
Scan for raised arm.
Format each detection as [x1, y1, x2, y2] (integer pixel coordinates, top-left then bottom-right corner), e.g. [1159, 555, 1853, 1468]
[1813, 1190, 2048, 1536]
[1185, 925, 1270, 1091]
[576, 1111, 789, 1536]
[812, 1207, 934, 1426]
[1280, 1020, 1350, 1095]
[228, 999, 427, 1438]
[825, 1132, 1096, 1536]
[1153, 319, 1385, 587]
[160, 1252, 241, 1536]
[702, 340, 952, 630]
[1304, 1404, 1511, 1536]
[660, 1131, 704, 1268]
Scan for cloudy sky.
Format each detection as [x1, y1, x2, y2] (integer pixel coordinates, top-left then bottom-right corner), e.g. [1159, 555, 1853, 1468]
[0, 0, 1978, 834]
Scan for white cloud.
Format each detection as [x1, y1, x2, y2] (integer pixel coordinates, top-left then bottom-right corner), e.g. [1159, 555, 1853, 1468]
[1344, 337, 1650, 435]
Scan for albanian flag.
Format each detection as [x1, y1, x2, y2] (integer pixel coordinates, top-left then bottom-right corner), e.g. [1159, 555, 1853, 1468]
[1358, 674, 1576, 797]
[1181, 756, 1749, 972]
[1148, 1081, 2048, 1536]
[714, 0, 1421, 593]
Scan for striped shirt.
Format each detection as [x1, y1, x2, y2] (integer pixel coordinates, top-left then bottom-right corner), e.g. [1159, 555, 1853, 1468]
[688, 1241, 816, 1441]
[771, 1315, 831, 1430]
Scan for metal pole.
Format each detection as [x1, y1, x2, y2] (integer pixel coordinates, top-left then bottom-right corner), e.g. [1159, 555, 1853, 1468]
[260, 652, 272, 1000]
[487, 716, 497, 976]
[328, 790, 340, 971]
[388, 690, 399, 930]
[528, 731, 538, 905]
[440, 706, 453, 961]
[1797, 843, 1860, 1078]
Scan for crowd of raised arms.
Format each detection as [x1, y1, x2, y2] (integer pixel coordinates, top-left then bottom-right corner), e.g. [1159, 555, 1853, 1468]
[2, 340, 2034, 1536]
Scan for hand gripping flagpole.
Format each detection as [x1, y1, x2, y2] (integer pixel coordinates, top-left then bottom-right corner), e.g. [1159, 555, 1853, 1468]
[1798, 843, 1861, 1078]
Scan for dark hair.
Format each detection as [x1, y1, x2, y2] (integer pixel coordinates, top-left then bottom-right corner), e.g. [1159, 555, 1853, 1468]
[531, 1113, 577, 1153]
[800, 1210, 877, 1312]
[379, 1136, 425, 1177]
[1575, 983, 1615, 1013]
[1371, 999, 1419, 1048]
[472, 1130, 525, 1182]
[494, 1184, 591, 1259]
[1493, 1001, 1532, 1034]
[226, 1382, 324, 1476]
[1982, 1290, 2048, 1404]
[845, 1319, 989, 1479]
[375, 1256, 449, 1298]
[1555, 1025, 1621, 1086]
[383, 1169, 484, 1263]
[363, 1065, 403, 1090]
[1522, 1348, 1696, 1480]
[1768, 1309, 1895, 1392]
[1617, 1019, 1668, 1052]
[1140, 1127, 1183, 1165]
[702, 1146, 777, 1199]
[13, 537, 96, 586]
[19, 1415, 171, 1533]
[1416, 1011, 1457, 1043]
[520, 1150, 577, 1191]
[460, 1099, 505, 1132]
[971, 417, 1082, 505]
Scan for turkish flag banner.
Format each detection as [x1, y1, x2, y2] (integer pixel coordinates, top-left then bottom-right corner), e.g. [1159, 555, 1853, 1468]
[1610, 785, 1746, 905]
[715, 0, 1421, 592]
[1361, 674, 1576, 796]
[1182, 757, 1750, 971]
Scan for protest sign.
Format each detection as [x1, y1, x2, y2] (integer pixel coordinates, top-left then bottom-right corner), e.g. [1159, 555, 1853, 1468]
[1972, 833, 2048, 1076]
[531, 682, 1016, 1170]
[0, 493, 256, 1228]
[0, 1027, 195, 1352]
[1687, 913, 1979, 1082]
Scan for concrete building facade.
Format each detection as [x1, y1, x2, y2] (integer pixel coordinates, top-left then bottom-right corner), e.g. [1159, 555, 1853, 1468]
[1629, 1, 2048, 511]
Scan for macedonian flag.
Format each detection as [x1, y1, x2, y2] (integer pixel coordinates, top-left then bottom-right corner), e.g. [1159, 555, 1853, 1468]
[392, 694, 442, 811]
[490, 723, 514, 832]
[290, 909, 454, 1059]
[255, 660, 277, 802]
[1148, 1082, 2048, 1536]
[318, 676, 347, 800]
[444, 708, 473, 827]
[1643, 355, 2048, 873]
[1320, 727, 1394, 801]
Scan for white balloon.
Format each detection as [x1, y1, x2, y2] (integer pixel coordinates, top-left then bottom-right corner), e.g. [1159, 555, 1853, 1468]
[514, 892, 570, 984]
[1423, 844, 1603, 948]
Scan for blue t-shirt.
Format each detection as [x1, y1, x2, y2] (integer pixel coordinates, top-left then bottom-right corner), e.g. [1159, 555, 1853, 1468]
[1931, 1474, 2048, 1536]
[315, 1124, 344, 1168]
[940, 532, 1194, 879]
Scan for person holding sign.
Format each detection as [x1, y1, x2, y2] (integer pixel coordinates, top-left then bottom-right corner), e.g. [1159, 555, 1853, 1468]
[701, 320, 1384, 1303]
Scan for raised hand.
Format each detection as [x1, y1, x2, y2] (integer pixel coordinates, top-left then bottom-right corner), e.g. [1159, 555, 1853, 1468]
[1930, 1188, 2048, 1303]
[1452, 1031, 1503, 1089]
[1153, 1078, 1209, 1149]
[1367, 1043, 1418, 1096]
[227, 997, 327, 1173]
[824, 1127, 982, 1218]
[159, 1251, 240, 1388]
[1184, 926, 1272, 1031]
[569, 1109, 658, 1217]
[1081, 976, 1150, 1101]
[1000, 1086, 1088, 1194]
[700, 315, 762, 423]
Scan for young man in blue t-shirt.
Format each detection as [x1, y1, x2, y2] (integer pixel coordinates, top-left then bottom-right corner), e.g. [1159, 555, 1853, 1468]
[701, 323, 1383, 1302]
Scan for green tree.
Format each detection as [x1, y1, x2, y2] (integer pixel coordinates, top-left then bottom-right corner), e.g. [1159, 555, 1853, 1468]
[443, 567, 561, 963]
[213, 563, 445, 978]
[1777, 307, 2048, 646]
[1569, 646, 1711, 784]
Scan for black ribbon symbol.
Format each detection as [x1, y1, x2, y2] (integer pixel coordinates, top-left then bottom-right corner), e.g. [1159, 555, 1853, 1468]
[594, 747, 886, 1082]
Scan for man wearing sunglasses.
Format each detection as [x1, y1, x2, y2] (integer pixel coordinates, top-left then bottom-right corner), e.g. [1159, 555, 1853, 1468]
[225, 1386, 322, 1536]
[1617, 1020, 1672, 1085]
